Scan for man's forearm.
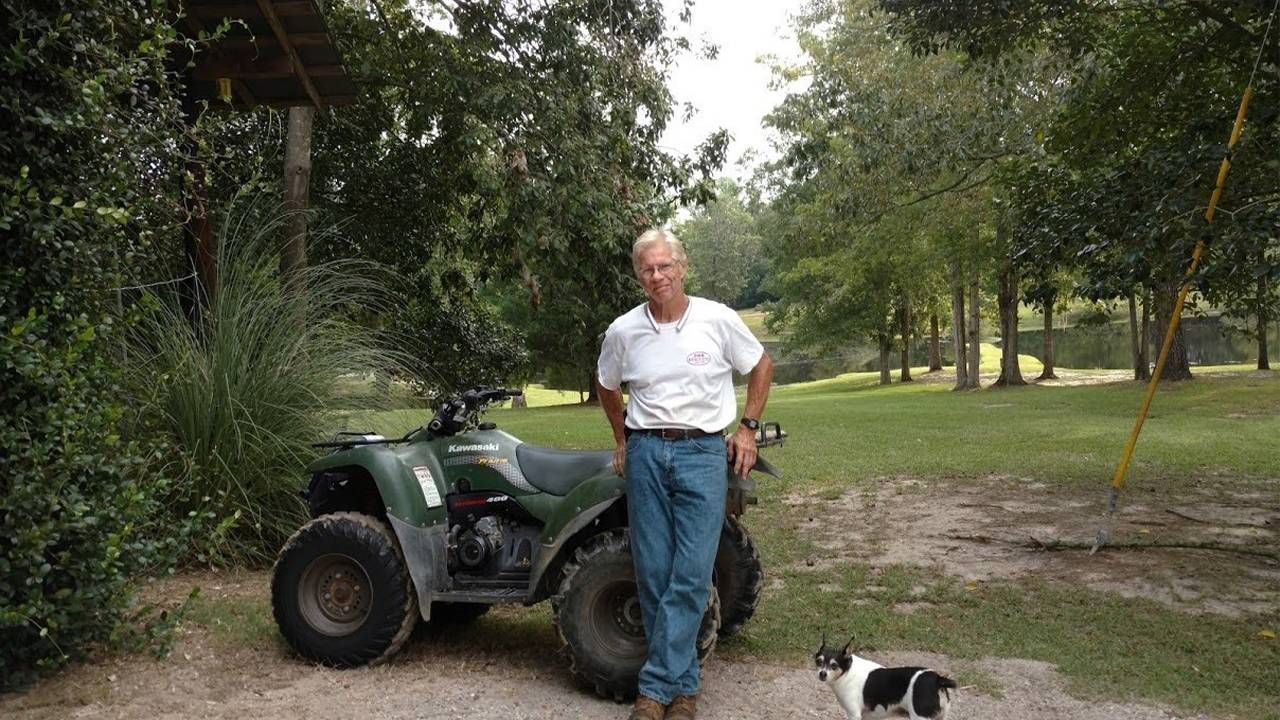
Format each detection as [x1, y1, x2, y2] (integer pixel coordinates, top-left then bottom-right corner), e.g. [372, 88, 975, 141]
[596, 377, 626, 444]
[742, 352, 774, 421]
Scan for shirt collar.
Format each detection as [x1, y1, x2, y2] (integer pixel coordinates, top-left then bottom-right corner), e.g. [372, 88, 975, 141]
[644, 297, 692, 333]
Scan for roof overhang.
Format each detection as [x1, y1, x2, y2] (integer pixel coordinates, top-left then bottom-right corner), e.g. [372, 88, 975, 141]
[179, 0, 357, 109]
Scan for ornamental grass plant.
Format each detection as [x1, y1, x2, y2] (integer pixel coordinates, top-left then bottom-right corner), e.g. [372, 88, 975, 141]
[120, 199, 406, 565]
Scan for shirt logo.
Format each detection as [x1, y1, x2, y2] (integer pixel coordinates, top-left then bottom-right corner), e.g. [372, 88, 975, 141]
[686, 351, 712, 366]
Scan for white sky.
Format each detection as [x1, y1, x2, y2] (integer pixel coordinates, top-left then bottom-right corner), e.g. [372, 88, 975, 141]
[659, 0, 807, 181]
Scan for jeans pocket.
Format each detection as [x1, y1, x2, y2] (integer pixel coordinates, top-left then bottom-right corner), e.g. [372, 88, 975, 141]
[689, 435, 727, 456]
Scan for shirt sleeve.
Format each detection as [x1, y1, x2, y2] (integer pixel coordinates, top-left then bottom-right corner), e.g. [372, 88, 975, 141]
[722, 306, 765, 374]
[597, 323, 624, 391]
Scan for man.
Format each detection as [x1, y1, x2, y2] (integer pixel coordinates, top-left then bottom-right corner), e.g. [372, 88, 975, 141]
[596, 228, 774, 720]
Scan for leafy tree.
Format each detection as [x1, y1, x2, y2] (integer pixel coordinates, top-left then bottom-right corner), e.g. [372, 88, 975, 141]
[881, 0, 1280, 380]
[762, 0, 1045, 387]
[678, 178, 767, 308]
[196, 0, 726, 395]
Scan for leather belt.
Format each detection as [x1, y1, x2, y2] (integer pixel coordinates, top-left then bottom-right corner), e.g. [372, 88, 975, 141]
[624, 427, 721, 441]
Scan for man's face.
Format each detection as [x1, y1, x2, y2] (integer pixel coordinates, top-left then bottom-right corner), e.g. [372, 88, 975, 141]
[635, 242, 686, 305]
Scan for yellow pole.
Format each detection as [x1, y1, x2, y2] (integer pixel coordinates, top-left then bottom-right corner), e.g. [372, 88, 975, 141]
[1092, 86, 1255, 553]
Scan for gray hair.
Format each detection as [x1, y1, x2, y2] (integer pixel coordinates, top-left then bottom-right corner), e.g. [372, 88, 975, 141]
[632, 229, 688, 273]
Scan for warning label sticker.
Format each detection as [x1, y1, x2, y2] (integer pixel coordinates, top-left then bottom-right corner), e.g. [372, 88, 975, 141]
[412, 466, 442, 508]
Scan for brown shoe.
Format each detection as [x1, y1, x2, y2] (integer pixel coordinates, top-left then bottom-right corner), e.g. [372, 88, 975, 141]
[628, 695, 666, 720]
[665, 694, 697, 720]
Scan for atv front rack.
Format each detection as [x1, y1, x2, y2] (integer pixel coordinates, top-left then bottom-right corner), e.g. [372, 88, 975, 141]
[312, 431, 413, 449]
[755, 421, 786, 448]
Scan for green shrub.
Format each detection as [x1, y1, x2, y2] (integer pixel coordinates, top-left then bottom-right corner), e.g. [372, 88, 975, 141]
[1, 0, 194, 689]
[120, 198, 405, 564]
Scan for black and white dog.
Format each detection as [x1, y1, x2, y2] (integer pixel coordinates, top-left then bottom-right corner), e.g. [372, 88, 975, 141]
[814, 634, 956, 720]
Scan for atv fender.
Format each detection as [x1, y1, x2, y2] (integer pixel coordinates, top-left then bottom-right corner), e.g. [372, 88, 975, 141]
[526, 470, 626, 601]
[306, 446, 446, 527]
[386, 515, 448, 621]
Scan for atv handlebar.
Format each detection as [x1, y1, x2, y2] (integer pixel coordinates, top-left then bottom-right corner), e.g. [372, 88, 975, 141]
[425, 386, 523, 437]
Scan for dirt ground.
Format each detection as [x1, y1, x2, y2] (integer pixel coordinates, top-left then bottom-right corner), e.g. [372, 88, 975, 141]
[0, 614, 1210, 720]
[4, 474, 1273, 720]
[787, 475, 1280, 618]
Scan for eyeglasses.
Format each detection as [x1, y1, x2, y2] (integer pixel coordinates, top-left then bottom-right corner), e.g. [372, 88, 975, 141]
[638, 262, 679, 280]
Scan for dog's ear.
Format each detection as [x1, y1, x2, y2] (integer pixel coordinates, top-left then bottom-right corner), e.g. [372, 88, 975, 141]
[821, 631, 827, 650]
[841, 635, 855, 656]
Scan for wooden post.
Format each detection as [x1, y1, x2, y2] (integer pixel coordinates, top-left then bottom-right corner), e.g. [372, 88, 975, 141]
[179, 69, 217, 324]
[281, 105, 315, 284]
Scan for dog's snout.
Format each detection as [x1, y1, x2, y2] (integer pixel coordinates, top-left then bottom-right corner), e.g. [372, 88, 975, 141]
[818, 670, 828, 681]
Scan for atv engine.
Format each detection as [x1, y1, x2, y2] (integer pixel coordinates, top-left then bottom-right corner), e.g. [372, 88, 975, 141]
[445, 491, 539, 585]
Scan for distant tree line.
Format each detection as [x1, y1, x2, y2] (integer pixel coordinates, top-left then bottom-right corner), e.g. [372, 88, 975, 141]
[750, 0, 1278, 387]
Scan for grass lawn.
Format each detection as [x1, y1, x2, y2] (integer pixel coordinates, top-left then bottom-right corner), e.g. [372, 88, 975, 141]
[737, 307, 784, 343]
[341, 366, 1280, 717]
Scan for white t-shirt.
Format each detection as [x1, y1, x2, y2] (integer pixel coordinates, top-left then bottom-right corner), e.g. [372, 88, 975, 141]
[597, 296, 765, 433]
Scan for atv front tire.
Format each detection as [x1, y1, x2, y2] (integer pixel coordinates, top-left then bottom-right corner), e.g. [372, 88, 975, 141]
[272, 512, 417, 667]
[552, 529, 720, 701]
[713, 516, 763, 638]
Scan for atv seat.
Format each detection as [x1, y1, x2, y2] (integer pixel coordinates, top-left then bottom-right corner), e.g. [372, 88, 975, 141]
[515, 444, 614, 496]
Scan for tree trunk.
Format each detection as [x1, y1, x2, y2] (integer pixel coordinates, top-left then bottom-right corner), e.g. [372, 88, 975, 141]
[1128, 292, 1142, 381]
[1036, 293, 1057, 380]
[951, 271, 968, 391]
[993, 258, 1025, 387]
[878, 332, 892, 385]
[966, 270, 980, 389]
[1258, 276, 1270, 371]
[585, 370, 599, 403]
[898, 297, 913, 382]
[1153, 280, 1193, 381]
[929, 313, 943, 371]
[1137, 291, 1151, 381]
[281, 105, 315, 286]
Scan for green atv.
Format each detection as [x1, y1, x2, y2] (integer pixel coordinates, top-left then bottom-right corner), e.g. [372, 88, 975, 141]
[271, 386, 784, 700]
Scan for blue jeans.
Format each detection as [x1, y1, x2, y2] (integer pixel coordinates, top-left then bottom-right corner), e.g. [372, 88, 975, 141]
[625, 432, 727, 704]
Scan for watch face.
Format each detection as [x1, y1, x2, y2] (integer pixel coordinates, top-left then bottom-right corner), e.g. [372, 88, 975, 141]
[742, 418, 760, 430]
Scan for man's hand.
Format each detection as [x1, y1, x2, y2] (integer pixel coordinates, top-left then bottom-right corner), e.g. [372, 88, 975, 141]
[613, 440, 626, 476]
[726, 425, 758, 479]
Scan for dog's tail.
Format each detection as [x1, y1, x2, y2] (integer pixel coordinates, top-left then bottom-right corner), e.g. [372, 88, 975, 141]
[935, 673, 958, 700]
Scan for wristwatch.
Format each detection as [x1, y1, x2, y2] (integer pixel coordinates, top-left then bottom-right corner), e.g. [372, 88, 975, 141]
[740, 417, 760, 431]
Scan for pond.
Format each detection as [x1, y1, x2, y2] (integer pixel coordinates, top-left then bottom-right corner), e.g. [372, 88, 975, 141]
[751, 314, 1274, 386]
[1019, 315, 1276, 369]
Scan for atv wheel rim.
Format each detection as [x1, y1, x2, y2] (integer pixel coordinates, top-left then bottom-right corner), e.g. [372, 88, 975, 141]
[299, 554, 372, 637]
[590, 581, 646, 660]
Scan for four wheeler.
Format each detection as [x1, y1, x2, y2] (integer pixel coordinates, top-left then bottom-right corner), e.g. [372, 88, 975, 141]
[271, 386, 785, 700]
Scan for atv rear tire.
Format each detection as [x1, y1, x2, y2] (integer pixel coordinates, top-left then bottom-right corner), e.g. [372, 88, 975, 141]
[713, 516, 763, 638]
[552, 529, 720, 701]
[272, 512, 417, 667]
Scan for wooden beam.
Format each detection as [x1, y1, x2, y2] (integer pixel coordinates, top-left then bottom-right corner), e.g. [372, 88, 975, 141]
[193, 57, 345, 80]
[195, 92, 356, 109]
[212, 33, 331, 51]
[191, 2, 313, 21]
[256, 0, 322, 108]
[192, 56, 286, 79]
[233, 78, 258, 107]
